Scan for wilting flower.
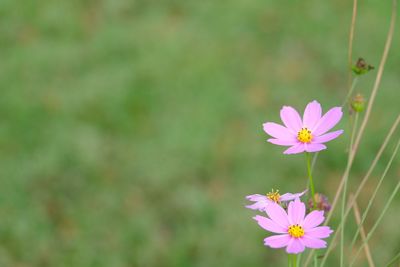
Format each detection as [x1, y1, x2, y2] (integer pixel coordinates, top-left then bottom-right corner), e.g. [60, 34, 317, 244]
[246, 189, 307, 211]
[263, 100, 343, 154]
[253, 198, 333, 254]
[307, 193, 331, 213]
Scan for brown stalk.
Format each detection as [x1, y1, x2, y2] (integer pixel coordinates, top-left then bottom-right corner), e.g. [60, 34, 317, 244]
[325, 0, 397, 227]
[306, 114, 400, 267]
[304, 0, 397, 265]
[348, 0, 358, 88]
[351, 194, 375, 267]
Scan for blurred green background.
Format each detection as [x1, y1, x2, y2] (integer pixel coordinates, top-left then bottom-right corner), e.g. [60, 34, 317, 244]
[0, 0, 399, 266]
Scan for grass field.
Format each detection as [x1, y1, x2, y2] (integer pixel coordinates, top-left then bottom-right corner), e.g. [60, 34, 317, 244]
[0, 0, 399, 266]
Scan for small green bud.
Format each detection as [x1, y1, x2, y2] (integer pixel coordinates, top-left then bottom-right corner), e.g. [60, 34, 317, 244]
[351, 93, 365, 113]
[352, 58, 374, 76]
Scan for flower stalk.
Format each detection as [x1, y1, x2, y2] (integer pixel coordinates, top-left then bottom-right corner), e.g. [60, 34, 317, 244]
[342, 76, 358, 107]
[292, 254, 297, 267]
[306, 152, 316, 209]
[340, 111, 359, 266]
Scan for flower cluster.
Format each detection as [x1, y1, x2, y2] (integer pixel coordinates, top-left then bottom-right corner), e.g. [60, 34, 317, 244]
[246, 100, 340, 256]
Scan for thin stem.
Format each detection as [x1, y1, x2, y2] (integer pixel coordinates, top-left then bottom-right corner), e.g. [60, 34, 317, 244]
[350, 138, 400, 250]
[340, 112, 359, 266]
[342, 76, 359, 107]
[297, 252, 302, 266]
[349, 112, 359, 150]
[349, 179, 400, 266]
[304, 0, 397, 264]
[304, 153, 318, 201]
[319, 115, 400, 267]
[292, 254, 297, 267]
[306, 152, 316, 209]
[385, 251, 400, 267]
[288, 254, 292, 267]
[351, 194, 375, 267]
[347, 0, 358, 87]
[311, 152, 319, 174]
[309, 114, 400, 267]
[325, 0, 397, 228]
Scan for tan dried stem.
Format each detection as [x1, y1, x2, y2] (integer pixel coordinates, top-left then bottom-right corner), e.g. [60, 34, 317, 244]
[326, 0, 397, 227]
[351, 194, 375, 267]
[304, 0, 397, 265]
[348, 0, 358, 88]
[305, 114, 400, 267]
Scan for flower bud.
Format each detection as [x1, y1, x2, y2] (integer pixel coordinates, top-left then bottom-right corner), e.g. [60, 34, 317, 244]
[351, 94, 365, 113]
[352, 58, 374, 75]
[308, 193, 331, 212]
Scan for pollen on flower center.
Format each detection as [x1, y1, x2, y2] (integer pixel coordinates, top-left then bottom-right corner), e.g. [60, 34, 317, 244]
[266, 189, 281, 203]
[288, 224, 305, 238]
[297, 128, 313, 143]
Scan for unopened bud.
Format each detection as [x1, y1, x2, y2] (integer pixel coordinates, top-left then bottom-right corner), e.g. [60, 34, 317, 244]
[352, 58, 374, 76]
[308, 193, 331, 212]
[351, 93, 365, 113]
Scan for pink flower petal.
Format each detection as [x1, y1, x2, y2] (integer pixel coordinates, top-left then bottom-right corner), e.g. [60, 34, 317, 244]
[264, 234, 291, 248]
[301, 236, 327, 249]
[303, 210, 325, 230]
[246, 195, 272, 211]
[265, 202, 290, 228]
[283, 143, 306, 154]
[303, 100, 322, 130]
[280, 189, 307, 202]
[286, 238, 305, 254]
[305, 143, 327, 152]
[267, 138, 298, 146]
[246, 194, 268, 202]
[280, 106, 302, 132]
[313, 107, 343, 135]
[306, 226, 333, 239]
[288, 198, 306, 225]
[313, 130, 344, 143]
[263, 123, 295, 140]
[253, 215, 287, 234]
[246, 201, 269, 211]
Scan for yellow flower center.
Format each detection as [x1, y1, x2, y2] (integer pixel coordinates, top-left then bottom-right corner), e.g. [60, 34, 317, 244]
[266, 189, 281, 203]
[288, 224, 305, 238]
[297, 128, 313, 143]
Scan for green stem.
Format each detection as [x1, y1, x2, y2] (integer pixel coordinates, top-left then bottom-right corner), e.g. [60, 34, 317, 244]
[292, 254, 297, 267]
[288, 254, 291, 267]
[385, 250, 400, 267]
[340, 112, 359, 267]
[311, 152, 319, 173]
[349, 178, 400, 266]
[297, 253, 302, 266]
[350, 137, 400, 250]
[306, 152, 316, 209]
[342, 76, 359, 107]
[319, 116, 400, 267]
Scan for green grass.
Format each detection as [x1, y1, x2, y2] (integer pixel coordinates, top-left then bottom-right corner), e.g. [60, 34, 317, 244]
[0, 0, 399, 266]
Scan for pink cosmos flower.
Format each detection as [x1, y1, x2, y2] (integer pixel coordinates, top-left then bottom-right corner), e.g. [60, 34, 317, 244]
[246, 189, 307, 211]
[253, 198, 333, 254]
[263, 100, 343, 154]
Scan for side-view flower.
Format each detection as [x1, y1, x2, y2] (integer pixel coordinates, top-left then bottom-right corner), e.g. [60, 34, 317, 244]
[246, 189, 307, 211]
[253, 198, 333, 254]
[263, 100, 343, 154]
